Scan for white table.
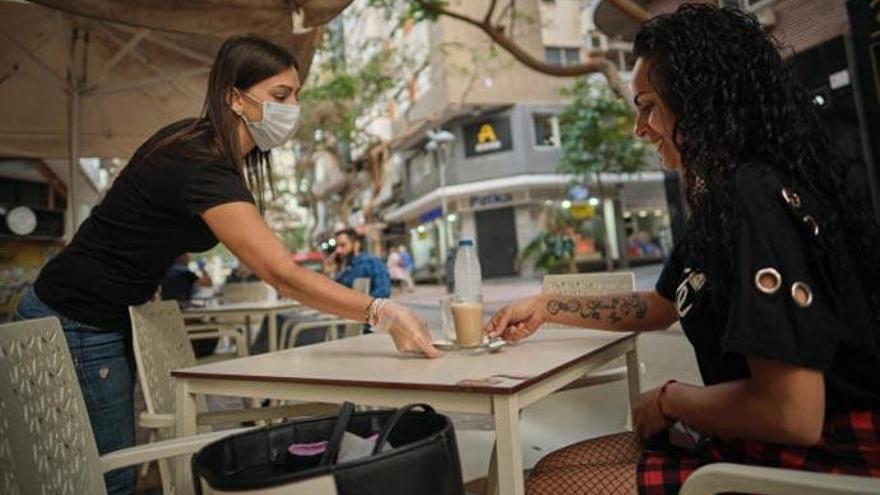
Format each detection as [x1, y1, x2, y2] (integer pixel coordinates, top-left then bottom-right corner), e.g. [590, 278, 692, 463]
[173, 329, 639, 495]
[182, 299, 302, 352]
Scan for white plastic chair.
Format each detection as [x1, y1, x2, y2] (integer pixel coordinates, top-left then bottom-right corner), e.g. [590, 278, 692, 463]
[0, 316, 250, 495]
[680, 462, 880, 495]
[130, 300, 338, 494]
[199, 281, 274, 352]
[352, 277, 371, 295]
[218, 281, 272, 303]
[280, 318, 362, 348]
[278, 276, 372, 348]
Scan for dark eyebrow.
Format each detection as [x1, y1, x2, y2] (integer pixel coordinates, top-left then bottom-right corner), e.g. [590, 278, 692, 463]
[633, 91, 650, 107]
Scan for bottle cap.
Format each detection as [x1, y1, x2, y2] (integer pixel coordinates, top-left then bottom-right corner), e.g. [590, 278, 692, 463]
[458, 239, 474, 247]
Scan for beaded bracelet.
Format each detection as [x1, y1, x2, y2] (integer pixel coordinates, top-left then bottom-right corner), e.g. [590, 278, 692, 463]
[363, 298, 378, 323]
[366, 298, 389, 327]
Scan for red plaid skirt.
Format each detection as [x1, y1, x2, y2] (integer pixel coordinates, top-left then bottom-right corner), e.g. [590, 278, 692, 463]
[637, 410, 880, 495]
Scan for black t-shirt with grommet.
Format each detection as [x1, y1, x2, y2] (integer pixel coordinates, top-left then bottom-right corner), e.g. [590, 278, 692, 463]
[656, 161, 880, 412]
[35, 124, 255, 331]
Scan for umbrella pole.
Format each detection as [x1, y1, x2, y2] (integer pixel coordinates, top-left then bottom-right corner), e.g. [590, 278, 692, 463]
[66, 27, 82, 241]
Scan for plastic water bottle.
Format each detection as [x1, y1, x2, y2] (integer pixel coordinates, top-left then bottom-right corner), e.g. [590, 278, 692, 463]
[454, 239, 482, 299]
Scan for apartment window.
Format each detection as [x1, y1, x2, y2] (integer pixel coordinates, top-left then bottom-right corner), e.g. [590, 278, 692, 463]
[533, 114, 560, 148]
[608, 48, 635, 73]
[544, 46, 581, 67]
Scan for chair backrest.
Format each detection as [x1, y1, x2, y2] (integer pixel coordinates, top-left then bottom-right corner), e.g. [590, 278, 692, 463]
[130, 301, 207, 420]
[219, 282, 270, 304]
[541, 272, 636, 328]
[352, 277, 371, 294]
[0, 317, 107, 495]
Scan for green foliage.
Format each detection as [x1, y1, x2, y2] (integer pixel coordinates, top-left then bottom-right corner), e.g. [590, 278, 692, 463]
[519, 231, 575, 274]
[295, 43, 401, 150]
[558, 77, 647, 190]
[367, 0, 446, 23]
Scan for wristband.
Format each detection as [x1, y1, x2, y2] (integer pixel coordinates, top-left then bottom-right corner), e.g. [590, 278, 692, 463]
[658, 379, 677, 423]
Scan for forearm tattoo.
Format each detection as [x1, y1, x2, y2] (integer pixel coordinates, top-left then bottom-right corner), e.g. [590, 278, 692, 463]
[546, 294, 648, 323]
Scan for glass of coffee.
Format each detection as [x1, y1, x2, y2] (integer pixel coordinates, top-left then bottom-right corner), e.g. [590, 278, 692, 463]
[451, 295, 485, 348]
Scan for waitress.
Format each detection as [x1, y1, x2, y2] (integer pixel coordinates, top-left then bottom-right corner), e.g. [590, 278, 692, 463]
[15, 35, 439, 495]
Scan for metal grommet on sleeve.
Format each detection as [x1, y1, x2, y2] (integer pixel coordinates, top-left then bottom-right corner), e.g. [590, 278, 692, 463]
[791, 282, 813, 308]
[781, 188, 802, 209]
[754, 267, 782, 295]
[803, 215, 820, 236]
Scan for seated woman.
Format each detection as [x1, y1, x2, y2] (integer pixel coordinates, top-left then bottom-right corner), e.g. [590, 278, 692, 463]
[485, 5, 880, 494]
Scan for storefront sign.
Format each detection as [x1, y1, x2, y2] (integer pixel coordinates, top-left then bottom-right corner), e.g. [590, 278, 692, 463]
[569, 203, 595, 219]
[470, 192, 513, 208]
[419, 207, 443, 223]
[464, 117, 512, 157]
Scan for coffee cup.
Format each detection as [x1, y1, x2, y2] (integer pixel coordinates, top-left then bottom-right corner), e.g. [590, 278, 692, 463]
[451, 295, 484, 348]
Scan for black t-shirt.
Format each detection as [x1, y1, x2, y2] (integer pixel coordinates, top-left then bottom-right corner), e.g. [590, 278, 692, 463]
[35, 127, 254, 331]
[656, 162, 880, 412]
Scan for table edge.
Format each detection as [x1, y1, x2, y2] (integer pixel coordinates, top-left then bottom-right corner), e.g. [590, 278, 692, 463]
[171, 333, 635, 395]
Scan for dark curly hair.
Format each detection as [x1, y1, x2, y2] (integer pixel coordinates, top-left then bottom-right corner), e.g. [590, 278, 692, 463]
[634, 3, 880, 306]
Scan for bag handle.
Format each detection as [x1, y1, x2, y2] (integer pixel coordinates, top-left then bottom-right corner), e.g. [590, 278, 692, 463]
[371, 403, 436, 455]
[319, 401, 356, 466]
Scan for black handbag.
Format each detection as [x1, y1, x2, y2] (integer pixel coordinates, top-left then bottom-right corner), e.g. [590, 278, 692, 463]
[192, 402, 465, 495]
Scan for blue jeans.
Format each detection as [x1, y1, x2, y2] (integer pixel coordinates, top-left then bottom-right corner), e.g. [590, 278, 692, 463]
[15, 287, 136, 495]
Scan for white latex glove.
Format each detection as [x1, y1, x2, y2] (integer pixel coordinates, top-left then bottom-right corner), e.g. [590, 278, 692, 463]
[373, 301, 442, 358]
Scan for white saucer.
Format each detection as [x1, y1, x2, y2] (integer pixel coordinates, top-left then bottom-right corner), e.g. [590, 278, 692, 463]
[432, 338, 507, 353]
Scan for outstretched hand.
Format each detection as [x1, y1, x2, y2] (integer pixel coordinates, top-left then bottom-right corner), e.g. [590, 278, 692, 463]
[374, 301, 443, 358]
[484, 295, 548, 341]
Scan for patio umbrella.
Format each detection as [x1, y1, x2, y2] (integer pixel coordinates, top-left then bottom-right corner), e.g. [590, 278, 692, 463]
[0, 0, 351, 237]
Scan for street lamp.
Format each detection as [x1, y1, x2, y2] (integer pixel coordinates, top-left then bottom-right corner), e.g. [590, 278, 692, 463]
[425, 129, 455, 216]
[425, 129, 455, 217]
[425, 128, 456, 263]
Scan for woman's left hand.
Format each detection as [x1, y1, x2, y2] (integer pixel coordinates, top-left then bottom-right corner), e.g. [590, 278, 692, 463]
[632, 385, 673, 439]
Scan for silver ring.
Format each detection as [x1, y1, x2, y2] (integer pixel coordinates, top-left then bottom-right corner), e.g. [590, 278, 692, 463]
[754, 267, 782, 295]
[781, 188, 802, 208]
[791, 282, 813, 308]
[803, 216, 820, 236]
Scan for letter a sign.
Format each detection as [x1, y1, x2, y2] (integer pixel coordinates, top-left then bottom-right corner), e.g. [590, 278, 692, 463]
[465, 116, 512, 157]
[477, 124, 498, 144]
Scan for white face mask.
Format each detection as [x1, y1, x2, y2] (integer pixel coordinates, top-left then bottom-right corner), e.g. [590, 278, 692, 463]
[236, 90, 300, 151]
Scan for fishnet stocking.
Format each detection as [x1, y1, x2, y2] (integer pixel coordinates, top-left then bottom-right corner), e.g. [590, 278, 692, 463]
[532, 432, 642, 473]
[527, 463, 637, 495]
[527, 432, 641, 495]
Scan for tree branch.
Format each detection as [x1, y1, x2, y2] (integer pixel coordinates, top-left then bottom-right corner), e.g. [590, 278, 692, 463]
[484, 0, 499, 24]
[413, 0, 631, 100]
[605, 0, 651, 23]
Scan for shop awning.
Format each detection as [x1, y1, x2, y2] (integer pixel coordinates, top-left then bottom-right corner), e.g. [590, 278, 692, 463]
[383, 171, 665, 223]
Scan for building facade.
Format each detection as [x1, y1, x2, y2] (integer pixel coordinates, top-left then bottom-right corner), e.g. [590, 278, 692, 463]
[377, 0, 672, 280]
[341, 0, 875, 281]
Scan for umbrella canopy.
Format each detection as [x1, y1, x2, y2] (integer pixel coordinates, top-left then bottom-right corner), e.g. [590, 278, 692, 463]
[0, 0, 351, 235]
